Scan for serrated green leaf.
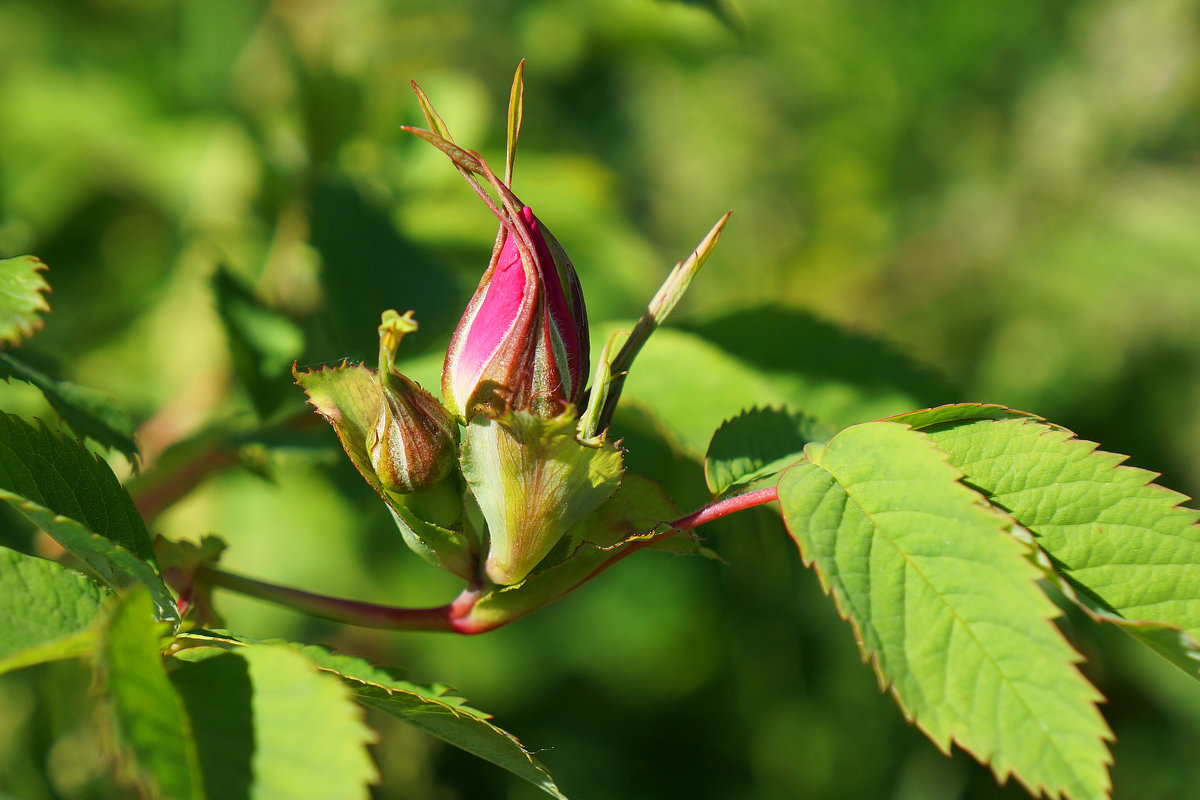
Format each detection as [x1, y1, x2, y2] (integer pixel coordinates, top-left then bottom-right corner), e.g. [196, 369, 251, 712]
[0, 546, 110, 674]
[214, 268, 305, 419]
[704, 406, 827, 497]
[99, 589, 204, 800]
[0, 351, 138, 460]
[169, 643, 378, 800]
[909, 413, 1200, 666]
[0, 413, 177, 626]
[173, 633, 571, 798]
[778, 421, 1112, 800]
[0, 255, 51, 346]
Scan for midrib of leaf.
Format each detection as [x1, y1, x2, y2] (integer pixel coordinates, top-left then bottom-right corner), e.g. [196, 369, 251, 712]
[825, 467, 1076, 778]
[783, 423, 1111, 800]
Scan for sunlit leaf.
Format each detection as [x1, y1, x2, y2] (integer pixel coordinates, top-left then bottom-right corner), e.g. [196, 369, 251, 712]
[0, 255, 50, 346]
[169, 643, 378, 800]
[0, 413, 177, 626]
[0, 351, 138, 459]
[901, 409, 1200, 666]
[99, 589, 204, 800]
[778, 421, 1112, 800]
[173, 633, 569, 798]
[0, 546, 109, 675]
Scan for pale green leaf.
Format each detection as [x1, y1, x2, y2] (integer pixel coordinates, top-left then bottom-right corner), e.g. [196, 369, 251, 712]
[778, 421, 1112, 800]
[0, 546, 110, 674]
[99, 589, 204, 800]
[170, 643, 378, 800]
[0, 255, 50, 345]
[0, 413, 177, 626]
[0, 351, 138, 460]
[908, 412, 1200, 661]
[704, 406, 826, 497]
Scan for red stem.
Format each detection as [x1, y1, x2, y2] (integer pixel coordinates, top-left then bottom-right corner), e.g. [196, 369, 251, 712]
[194, 487, 780, 633]
[669, 486, 778, 531]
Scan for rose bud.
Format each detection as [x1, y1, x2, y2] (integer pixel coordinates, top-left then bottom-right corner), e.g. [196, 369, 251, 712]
[442, 205, 588, 421]
[368, 310, 458, 494]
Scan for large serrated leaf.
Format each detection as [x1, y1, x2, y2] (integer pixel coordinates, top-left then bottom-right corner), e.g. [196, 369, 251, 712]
[0, 351, 138, 460]
[0, 255, 51, 346]
[0, 546, 110, 674]
[99, 589, 204, 800]
[777, 421, 1112, 800]
[174, 631, 569, 798]
[704, 406, 827, 497]
[905, 412, 1200, 663]
[169, 643, 378, 800]
[0, 413, 177, 625]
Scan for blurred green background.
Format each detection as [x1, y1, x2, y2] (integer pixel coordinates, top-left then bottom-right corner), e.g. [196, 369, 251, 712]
[2, 0, 1200, 798]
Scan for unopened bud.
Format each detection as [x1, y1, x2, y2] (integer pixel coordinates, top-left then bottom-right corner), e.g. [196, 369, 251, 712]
[368, 310, 457, 494]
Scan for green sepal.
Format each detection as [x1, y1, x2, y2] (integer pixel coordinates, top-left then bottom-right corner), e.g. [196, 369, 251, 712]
[295, 361, 477, 577]
[461, 408, 624, 587]
[460, 474, 694, 630]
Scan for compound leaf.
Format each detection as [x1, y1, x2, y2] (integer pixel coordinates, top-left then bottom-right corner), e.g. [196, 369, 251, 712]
[778, 421, 1112, 800]
[902, 410, 1200, 669]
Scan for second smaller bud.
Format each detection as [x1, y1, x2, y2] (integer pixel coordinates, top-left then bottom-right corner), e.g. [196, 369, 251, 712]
[368, 310, 458, 494]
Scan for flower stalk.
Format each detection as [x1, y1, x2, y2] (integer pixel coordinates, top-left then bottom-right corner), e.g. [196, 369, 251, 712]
[194, 488, 779, 633]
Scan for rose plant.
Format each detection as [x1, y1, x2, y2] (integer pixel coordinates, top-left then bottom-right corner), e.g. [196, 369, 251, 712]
[0, 64, 1197, 800]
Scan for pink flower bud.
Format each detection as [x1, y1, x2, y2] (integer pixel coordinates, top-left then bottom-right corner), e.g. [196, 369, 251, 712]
[443, 206, 588, 420]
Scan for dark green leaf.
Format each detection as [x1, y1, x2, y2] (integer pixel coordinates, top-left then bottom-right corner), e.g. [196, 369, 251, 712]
[213, 267, 306, 419]
[778, 422, 1112, 800]
[0, 255, 51, 345]
[99, 589, 204, 800]
[0, 546, 109, 674]
[0, 413, 177, 626]
[0, 351, 138, 460]
[704, 406, 826, 497]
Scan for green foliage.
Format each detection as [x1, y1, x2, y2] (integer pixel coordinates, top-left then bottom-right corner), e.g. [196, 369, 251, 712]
[778, 422, 1112, 800]
[0, 547, 109, 675]
[99, 589, 204, 800]
[172, 644, 379, 800]
[894, 405, 1200, 680]
[0, 352, 138, 460]
[0, 413, 177, 625]
[704, 406, 825, 497]
[0, 256, 50, 346]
